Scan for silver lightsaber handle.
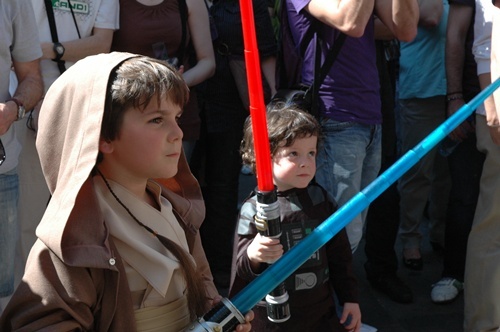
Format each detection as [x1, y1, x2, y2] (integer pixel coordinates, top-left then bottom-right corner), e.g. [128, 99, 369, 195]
[184, 298, 245, 332]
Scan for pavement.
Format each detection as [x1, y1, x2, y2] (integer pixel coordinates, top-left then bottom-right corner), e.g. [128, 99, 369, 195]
[235, 173, 465, 332]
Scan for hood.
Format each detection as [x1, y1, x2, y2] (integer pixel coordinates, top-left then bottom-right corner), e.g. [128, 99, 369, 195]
[36, 52, 205, 263]
[36, 52, 208, 262]
[36, 52, 138, 258]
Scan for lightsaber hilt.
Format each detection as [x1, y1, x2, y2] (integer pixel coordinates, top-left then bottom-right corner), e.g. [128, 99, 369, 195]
[254, 189, 281, 239]
[184, 298, 245, 332]
[254, 188, 291, 323]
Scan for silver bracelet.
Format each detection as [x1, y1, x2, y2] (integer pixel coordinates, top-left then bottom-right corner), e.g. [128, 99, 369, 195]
[446, 95, 464, 102]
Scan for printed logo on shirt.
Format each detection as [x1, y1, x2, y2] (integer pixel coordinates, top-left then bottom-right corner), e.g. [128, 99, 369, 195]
[281, 220, 329, 293]
[53, 0, 89, 15]
[295, 273, 317, 290]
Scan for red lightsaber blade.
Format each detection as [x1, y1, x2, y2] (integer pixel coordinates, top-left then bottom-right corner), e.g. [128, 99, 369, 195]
[239, 0, 274, 192]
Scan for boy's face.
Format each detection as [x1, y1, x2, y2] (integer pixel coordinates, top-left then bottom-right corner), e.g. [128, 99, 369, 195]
[272, 135, 317, 192]
[99, 97, 184, 184]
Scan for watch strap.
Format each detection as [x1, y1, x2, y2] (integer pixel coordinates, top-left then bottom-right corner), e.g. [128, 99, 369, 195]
[52, 42, 66, 74]
[6, 97, 26, 121]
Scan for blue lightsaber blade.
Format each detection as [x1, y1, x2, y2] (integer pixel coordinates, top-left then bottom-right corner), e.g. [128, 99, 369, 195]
[230, 77, 500, 314]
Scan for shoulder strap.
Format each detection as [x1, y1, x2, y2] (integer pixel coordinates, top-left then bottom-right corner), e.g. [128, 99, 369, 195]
[44, 0, 66, 74]
[67, 0, 82, 39]
[44, 0, 59, 44]
[315, 32, 347, 83]
[309, 31, 346, 117]
[277, 0, 346, 117]
[316, 32, 346, 86]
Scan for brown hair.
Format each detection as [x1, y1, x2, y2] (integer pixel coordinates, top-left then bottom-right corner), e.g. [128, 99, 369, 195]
[100, 56, 189, 144]
[241, 102, 321, 172]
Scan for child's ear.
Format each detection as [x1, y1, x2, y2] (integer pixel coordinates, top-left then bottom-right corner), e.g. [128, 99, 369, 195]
[99, 139, 114, 154]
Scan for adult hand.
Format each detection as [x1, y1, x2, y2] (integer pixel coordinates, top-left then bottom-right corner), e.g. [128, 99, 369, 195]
[488, 125, 500, 145]
[0, 101, 18, 135]
[486, 104, 500, 145]
[447, 99, 474, 142]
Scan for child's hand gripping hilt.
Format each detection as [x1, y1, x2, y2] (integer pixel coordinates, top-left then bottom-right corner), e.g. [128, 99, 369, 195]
[254, 188, 291, 323]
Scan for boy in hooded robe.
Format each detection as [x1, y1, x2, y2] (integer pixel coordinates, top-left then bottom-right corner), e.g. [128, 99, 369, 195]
[0, 52, 252, 331]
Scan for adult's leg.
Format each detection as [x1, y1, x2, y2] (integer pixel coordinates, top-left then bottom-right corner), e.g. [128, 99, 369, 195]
[442, 133, 484, 280]
[427, 153, 451, 248]
[316, 120, 381, 253]
[398, 96, 449, 256]
[464, 115, 500, 331]
[200, 128, 243, 287]
[431, 132, 484, 304]
[364, 156, 413, 303]
[0, 171, 19, 298]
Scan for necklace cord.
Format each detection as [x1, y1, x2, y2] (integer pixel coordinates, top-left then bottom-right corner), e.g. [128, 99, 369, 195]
[95, 169, 208, 317]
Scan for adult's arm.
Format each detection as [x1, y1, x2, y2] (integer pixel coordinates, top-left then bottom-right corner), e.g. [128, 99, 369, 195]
[306, 0, 375, 37]
[491, 7, 500, 133]
[262, 56, 277, 96]
[183, 0, 216, 87]
[374, 16, 396, 40]
[375, 0, 419, 42]
[0, 59, 43, 135]
[446, 4, 474, 141]
[479, 72, 500, 144]
[41, 27, 115, 63]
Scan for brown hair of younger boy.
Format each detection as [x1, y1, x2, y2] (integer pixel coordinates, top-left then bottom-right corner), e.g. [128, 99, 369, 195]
[240, 103, 322, 173]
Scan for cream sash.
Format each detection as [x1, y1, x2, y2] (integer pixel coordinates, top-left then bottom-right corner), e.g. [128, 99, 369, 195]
[134, 294, 191, 332]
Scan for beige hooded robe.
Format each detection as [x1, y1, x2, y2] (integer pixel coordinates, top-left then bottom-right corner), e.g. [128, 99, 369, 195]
[0, 52, 217, 331]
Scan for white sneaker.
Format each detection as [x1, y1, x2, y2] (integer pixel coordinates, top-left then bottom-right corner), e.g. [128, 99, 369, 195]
[431, 277, 463, 303]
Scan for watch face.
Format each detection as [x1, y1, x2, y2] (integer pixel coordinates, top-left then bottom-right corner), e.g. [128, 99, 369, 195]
[17, 106, 26, 121]
[56, 45, 64, 55]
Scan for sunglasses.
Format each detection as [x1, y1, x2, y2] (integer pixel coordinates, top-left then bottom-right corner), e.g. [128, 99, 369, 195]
[0, 139, 5, 166]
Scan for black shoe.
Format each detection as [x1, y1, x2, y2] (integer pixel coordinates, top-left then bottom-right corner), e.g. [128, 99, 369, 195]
[369, 274, 413, 303]
[402, 256, 423, 271]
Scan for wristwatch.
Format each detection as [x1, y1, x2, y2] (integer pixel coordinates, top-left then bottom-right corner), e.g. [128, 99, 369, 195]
[6, 97, 26, 121]
[53, 42, 65, 61]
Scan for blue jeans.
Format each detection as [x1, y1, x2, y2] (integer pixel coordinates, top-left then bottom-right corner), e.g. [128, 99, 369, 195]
[0, 170, 19, 297]
[315, 119, 382, 252]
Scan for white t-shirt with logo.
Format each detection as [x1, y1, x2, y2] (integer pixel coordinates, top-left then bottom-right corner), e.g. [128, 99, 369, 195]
[31, 0, 120, 91]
